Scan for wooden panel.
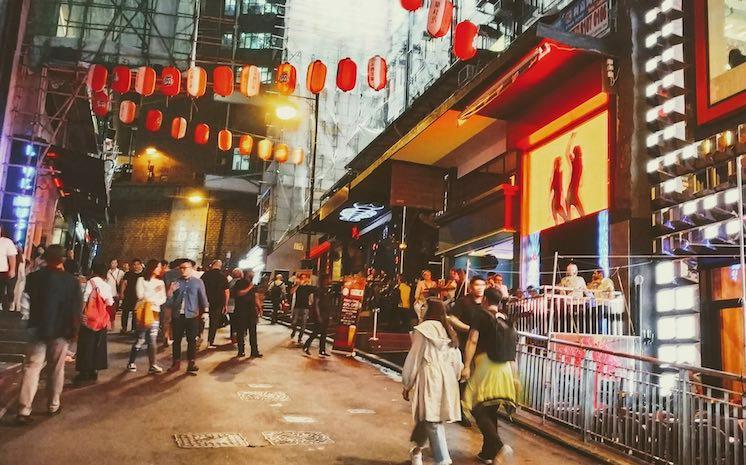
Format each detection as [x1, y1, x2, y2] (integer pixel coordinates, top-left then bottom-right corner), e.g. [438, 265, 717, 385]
[720, 307, 745, 396]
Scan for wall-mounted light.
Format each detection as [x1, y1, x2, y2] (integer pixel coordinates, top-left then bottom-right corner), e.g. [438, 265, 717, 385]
[703, 194, 717, 210]
[726, 219, 741, 236]
[703, 224, 720, 240]
[724, 188, 739, 204]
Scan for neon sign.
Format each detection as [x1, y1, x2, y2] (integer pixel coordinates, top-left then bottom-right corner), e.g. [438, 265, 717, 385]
[339, 203, 384, 222]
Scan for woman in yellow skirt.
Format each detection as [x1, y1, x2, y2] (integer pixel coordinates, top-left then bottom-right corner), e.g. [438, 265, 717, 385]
[461, 287, 518, 464]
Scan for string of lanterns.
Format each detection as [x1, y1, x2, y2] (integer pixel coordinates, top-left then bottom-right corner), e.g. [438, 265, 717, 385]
[87, 0, 477, 159]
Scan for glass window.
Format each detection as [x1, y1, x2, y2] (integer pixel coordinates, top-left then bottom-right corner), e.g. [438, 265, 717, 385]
[224, 0, 237, 16]
[241, 0, 282, 15]
[238, 32, 272, 49]
[222, 33, 234, 47]
[232, 152, 250, 171]
[706, 0, 746, 105]
[258, 67, 272, 83]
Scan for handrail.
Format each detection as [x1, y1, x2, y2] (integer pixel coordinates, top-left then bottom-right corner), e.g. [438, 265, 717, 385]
[519, 330, 746, 384]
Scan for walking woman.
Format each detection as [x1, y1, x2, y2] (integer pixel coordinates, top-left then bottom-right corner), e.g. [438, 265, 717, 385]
[127, 259, 166, 373]
[461, 287, 518, 463]
[74, 262, 114, 384]
[402, 298, 463, 465]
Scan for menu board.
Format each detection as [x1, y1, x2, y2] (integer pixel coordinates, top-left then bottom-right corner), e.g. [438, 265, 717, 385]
[332, 276, 366, 355]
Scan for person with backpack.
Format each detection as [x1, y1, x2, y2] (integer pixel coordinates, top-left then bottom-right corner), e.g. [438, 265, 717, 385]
[74, 262, 115, 385]
[460, 287, 518, 464]
[127, 259, 166, 374]
[267, 274, 286, 325]
[402, 298, 463, 465]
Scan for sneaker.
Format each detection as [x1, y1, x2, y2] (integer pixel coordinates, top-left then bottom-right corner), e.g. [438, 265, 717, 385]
[495, 445, 514, 464]
[319, 351, 330, 357]
[410, 447, 424, 465]
[476, 453, 493, 464]
[187, 363, 199, 373]
[149, 365, 164, 374]
[127, 363, 137, 372]
[250, 353, 263, 359]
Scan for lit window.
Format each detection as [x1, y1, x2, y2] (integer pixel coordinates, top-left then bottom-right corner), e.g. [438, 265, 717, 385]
[657, 317, 677, 340]
[224, 0, 237, 16]
[726, 219, 741, 236]
[677, 344, 699, 365]
[724, 188, 739, 204]
[656, 288, 675, 312]
[658, 344, 677, 362]
[703, 194, 717, 210]
[656, 261, 675, 284]
[674, 285, 696, 310]
[222, 33, 234, 47]
[676, 315, 698, 340]
[704, 224, 720, 240]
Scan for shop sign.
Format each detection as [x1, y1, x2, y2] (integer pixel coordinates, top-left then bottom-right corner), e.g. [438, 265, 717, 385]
[554, 0, 612, 38]
[339, 203, 384, 222]
[332, 275, 367, 355]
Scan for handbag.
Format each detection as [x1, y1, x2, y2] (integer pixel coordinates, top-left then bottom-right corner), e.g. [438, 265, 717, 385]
[84, 281, 111, 331]
[134, 300, 156, 329]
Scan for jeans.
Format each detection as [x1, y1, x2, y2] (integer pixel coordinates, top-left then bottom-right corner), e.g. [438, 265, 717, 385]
[410, 421, 451, 465]
[160, 305, 172, 342]
[290, 307, 308, 341]
[128, 321, 159, 366]
[236, 318, 259, 356]
[472, 403, 505, 459]
[18, 338, 69, 416]
[271, 300, 281, 324]
[172, 314, 199, 362]
[121, 300, 136, 332]
[207, 305, 224, 345]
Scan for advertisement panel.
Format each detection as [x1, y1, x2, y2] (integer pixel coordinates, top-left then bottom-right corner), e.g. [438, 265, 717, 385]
[523, 110, 609, 236]
[553, 0, 612, 38]
[332, 276, 367, 355]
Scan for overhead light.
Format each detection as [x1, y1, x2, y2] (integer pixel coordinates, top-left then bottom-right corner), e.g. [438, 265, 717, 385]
[703, 224, 719, 240]
[647, 159, 661, 173]
[145, 146, 157, 155]
[726, 219, 742, 236]
[682, 200, 697, 215]
[275, 104, 298, 121]
[724, 188, 739, 204]
[703, 195, 717, 210]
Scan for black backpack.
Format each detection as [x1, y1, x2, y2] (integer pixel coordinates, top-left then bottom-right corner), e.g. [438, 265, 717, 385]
[270, 283, 283, 301]
[486, 316, 518, 363]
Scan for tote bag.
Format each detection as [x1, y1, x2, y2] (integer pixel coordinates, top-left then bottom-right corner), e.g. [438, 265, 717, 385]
[134, 300, 156, 329]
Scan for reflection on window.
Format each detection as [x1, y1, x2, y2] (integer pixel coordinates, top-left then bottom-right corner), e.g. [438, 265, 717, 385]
[238, 32, 281, 49]
[232, 152, 250, 172]
[224, 0, 237, 16]
[56, 4, 82, 38]
[707, 0, 746, 104]
[222, 33, 234, 47]
[241, 0, 283, 15]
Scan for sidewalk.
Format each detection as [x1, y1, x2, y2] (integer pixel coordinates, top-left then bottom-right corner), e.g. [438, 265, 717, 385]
[0, 321, 601, 465]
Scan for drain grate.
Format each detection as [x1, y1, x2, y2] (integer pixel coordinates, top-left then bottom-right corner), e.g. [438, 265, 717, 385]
[174, 432, 249, 448]
[346, 408, 375, 415]
[237, 391, 290, 402]
[282, 415, 317, 424]
[262, 431, 333, 446]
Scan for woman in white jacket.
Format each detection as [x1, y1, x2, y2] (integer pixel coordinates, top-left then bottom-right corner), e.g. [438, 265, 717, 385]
[402, 298, 463, 465]
[127, 259, 166, 373]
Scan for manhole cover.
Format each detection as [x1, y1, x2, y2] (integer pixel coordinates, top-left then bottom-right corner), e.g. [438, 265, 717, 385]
[174, 432, 249, 448]
[262, 431, 333, 446]
[282, 415, 317, 424]
[347, 409, 375, 415]
[238, 391, 290, 402]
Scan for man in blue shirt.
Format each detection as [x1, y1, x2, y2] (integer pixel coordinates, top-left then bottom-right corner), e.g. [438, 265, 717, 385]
[167, 259, 208, 373]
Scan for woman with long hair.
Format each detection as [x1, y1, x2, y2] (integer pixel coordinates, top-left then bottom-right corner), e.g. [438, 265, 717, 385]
[402, 298, 463, 465]
[74, 262, 114, 384]
[127, 259, 166, 373]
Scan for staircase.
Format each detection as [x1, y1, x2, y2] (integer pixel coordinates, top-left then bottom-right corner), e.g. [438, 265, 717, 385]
[0, 311, 26, 419]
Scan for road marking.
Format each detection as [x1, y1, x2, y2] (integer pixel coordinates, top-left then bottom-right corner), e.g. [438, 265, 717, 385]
[262, 431, 333, 446]
[282, 415, 317, 424]
[237, 391, 290, 402]
[346, 409, 375, 415]
[174, 432, 249, 448]
[247, 383, 273, 389]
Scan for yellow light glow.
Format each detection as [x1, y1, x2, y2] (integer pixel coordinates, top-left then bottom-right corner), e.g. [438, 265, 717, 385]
[187, 194, 204, 204]
[145, 147, 157, 155]
[275, 105, 298, 121]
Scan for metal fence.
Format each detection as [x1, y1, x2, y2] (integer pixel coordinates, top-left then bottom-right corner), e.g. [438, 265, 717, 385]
[516, 333, 746, 465]
[506, 286, 631, 337]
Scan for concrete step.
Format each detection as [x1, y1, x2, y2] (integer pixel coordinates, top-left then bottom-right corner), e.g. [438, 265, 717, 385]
[0, 353, 24, 363]
[0, 328, 27, 341]
[0, 341, 26, 355]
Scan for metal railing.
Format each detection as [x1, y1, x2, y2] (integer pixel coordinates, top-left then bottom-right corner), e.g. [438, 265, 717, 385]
[507, 286, 631, 337]
[516, 332, 746, 464]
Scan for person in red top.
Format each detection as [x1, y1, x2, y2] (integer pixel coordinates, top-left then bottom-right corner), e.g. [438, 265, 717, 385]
[550, 156, 568, 225]
[565, 132, 586, 219]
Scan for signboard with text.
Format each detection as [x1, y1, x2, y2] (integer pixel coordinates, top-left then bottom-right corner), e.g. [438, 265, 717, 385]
[554, 0, 612, 38]
[332, 276, 366, 355]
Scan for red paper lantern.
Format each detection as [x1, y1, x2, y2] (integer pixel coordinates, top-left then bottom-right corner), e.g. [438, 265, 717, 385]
[87, 64, 108, 92]
[119, 100, 136, 124]
[218, 129, 233, 151]
[194, 123, 210, 145]
[427, 0, 453, 38]
[187, 66, 207, 98]
[306, 60, 327, 95]
[400, 0, 422, 11]
[145, 110, 163, 132]
[336, 58, 357, 92]
[238, 135, 254, 155]
[91, 92, 110, 117]
[367, 55, 387, 91]
[161, 66, 181, 96]
[257, 139, 273, 161]
[171, 117, 187, 139]
[240, 65, 261, 97]
[275, 62, 297, 96]
[135, 66, 156, 96]
[213, 66, 234, 97]
[454, 21, 479, 61]
[274, 143, 289, 163]
[111, 66, 131, 94]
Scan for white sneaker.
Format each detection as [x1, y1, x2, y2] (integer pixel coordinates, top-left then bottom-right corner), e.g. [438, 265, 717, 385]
[127, 363, 137, 372]
[149, 365, 164, 374]
[410, 447, 423, 465]
[495, 445, 514, 464]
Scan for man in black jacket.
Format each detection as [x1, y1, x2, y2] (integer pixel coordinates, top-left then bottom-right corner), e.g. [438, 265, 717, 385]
[16, 245, 81, 425]
[201, 260, 229, 348]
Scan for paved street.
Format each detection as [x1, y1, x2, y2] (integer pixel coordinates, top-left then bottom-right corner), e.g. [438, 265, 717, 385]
[0, 322, 599, 465]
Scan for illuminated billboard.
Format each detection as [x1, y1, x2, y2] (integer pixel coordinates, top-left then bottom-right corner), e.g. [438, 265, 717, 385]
[522, 110, 609, 235]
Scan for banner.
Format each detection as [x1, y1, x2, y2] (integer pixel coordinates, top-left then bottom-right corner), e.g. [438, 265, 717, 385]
[553, 0, 612, 38]
[332, 275, 366, 355]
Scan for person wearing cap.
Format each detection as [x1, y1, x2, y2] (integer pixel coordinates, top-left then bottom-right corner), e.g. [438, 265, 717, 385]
[166, 259, 208, 373]
[16, 244, 82, 425]
[267, 273, 287, 325]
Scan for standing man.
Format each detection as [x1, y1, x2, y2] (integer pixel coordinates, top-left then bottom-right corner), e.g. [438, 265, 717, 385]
[119, 258, 143, 334]
[267, 274, 287, 325]
[106, 259, 124, 326]
[167, 259, 208, 373]
[0, 230, 17, 311]
[559, 263, 587, 298]
[393, 274, 413, 331]
[303, 281, 332, 356]
[290, 273, 315, 344]
[15, 245, 81, 424]
[201, 260, 229, 348]
[232, 270, 262, 358]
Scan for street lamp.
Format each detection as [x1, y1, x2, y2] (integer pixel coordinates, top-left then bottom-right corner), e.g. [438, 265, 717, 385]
[275, 104, 298, 121]
[187, 194, 205, 204]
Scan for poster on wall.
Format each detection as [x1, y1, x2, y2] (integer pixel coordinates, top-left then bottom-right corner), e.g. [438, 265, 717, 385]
[332, 275, 366, 356]
[522, 110, 609, 235]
